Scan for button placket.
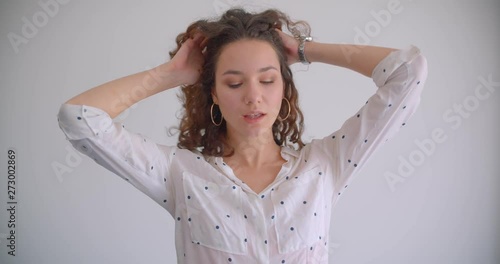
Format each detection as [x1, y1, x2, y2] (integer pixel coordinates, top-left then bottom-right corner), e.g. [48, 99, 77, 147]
[248, 194, 269, 262]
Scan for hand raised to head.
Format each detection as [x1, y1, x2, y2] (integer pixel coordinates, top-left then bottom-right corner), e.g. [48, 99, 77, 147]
[275, 29, 300, 65]
[169, 33, 207, 86]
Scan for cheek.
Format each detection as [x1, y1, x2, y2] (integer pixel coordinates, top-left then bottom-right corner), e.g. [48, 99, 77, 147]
[216, 93, 239, 116]
[272, 97, 284, 116]
[220, 100, 237, 113]
[271, 85, 285, 109]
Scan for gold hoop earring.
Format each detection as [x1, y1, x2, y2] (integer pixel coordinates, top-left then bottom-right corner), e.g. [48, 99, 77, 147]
[210, 103, 223, 126]
[277, 98, 291, 121]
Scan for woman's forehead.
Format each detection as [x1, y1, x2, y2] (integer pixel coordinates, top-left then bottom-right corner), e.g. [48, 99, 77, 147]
[215, 39, 281, 75]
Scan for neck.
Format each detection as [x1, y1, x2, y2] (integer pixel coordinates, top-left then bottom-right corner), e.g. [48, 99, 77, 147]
[225, 130, 282, 168]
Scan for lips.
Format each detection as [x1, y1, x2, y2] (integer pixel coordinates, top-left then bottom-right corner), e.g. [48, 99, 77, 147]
[243, 111, 266, 122]
[244, 112, 264, 119]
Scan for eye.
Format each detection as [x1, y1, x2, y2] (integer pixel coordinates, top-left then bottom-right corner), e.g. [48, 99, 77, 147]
[228, 83, 242, 88]
[261, 80, 274, 85]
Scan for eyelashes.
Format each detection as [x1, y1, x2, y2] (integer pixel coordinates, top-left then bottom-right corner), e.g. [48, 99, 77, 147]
[227, 80, 275, 88]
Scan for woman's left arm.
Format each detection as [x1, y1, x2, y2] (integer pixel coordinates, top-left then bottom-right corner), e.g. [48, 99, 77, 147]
[277, 29, 396, 76]
[306, 43, 396, 77]
[277, 30, 428, 197]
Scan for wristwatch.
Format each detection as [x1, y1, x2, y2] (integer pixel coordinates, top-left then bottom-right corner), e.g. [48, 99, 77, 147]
[298, 35, 313, 65]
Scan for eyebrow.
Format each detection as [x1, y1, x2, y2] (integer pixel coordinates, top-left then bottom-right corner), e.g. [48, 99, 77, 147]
[222, 66, 278, 76]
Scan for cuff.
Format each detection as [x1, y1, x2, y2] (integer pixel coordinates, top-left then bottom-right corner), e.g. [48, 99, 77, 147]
[372, 45, 421, 87]
[57, 103, 114, 140]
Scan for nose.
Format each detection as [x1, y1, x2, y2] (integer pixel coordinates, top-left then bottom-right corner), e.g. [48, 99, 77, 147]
[243, 81, 262, 105]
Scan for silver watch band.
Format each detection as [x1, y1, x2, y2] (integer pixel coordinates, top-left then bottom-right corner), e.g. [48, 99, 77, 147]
[298, 36, 313, 65]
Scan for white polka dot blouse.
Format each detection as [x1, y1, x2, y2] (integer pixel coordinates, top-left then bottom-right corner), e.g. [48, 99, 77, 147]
[57, 45, 428, 263]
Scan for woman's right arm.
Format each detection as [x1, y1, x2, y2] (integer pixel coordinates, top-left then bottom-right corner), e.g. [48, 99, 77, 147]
[57, 34, 206, 215]
[65, 34, 206, 118]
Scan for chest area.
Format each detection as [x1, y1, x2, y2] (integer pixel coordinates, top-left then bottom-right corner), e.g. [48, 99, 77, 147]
[230, 163, 283, 194]
[178, 165, 330, 254]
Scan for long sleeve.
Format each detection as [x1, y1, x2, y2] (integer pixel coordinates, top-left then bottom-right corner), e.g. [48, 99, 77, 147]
[57, 103, 176, 215]
[308, 45, 428, 197]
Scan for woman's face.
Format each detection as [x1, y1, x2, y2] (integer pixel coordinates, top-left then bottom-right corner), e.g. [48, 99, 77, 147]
[212, 39, 284, 140]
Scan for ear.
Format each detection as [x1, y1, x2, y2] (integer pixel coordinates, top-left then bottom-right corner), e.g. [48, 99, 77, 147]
[211, 87, 218, 104]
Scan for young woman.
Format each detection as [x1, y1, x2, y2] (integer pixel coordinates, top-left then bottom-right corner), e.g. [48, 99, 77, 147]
[57, 8, 427, 264]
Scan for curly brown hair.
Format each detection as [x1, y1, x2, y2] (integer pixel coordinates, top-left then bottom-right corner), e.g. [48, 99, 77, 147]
[169, 8, 310, 157]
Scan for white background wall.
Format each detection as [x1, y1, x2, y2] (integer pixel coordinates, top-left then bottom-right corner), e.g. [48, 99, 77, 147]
[1, 0, 499, 263]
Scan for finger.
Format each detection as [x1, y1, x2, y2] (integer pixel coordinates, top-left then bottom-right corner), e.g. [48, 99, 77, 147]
[200, 36, 209, 49]
[193, 31, 206, 41]
[192, 34, 206, 47]
[275, 28, 286, 37]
